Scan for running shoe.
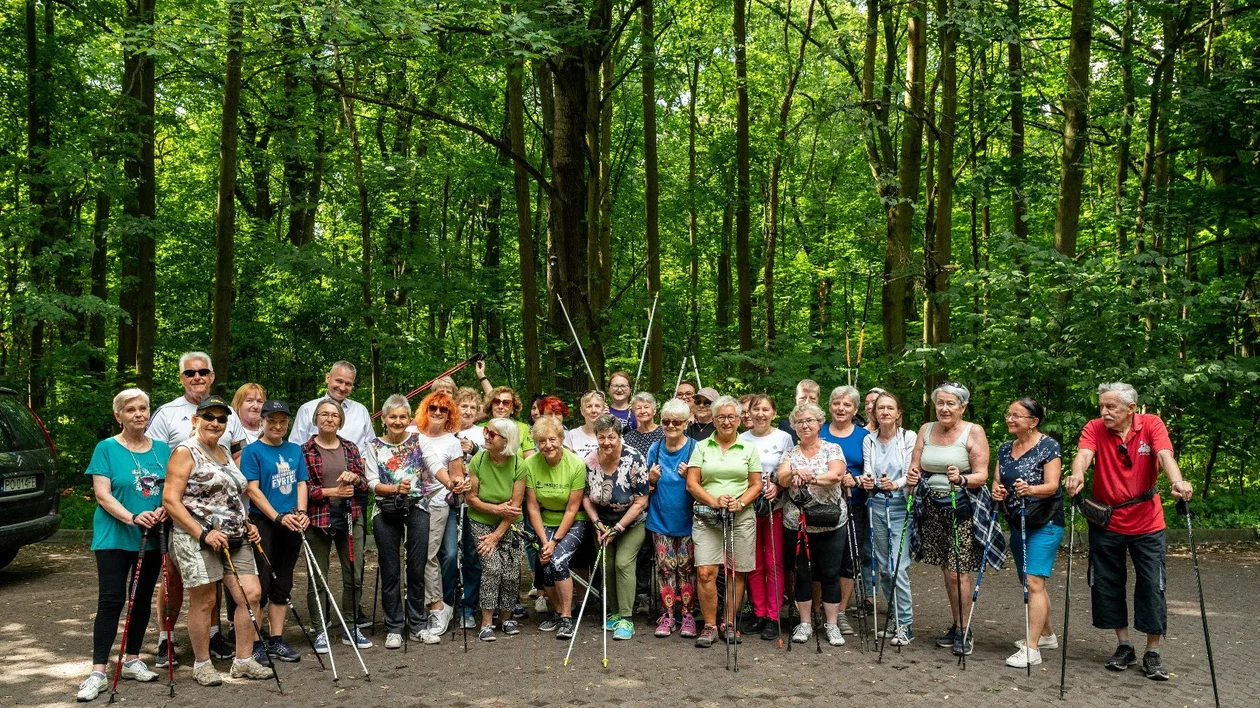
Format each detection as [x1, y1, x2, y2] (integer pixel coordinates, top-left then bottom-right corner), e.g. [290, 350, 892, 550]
[722, 625, 743, 644]
[555, 617, 575, 640]
[119, 658, 157, 682]
[1014, 633, 1059, 650]
[76, 672, 107, 702]
[266, 636, 301, 662]
[890, 625, 914, 646]
[385, 633, 403, 649]
[154, 638, 178, 668]
[604, 613, 624, 631]
[313, 631, 329, 654]
[1105, 643, 1137, 671]
[209, 631, 234, 660]
[420, 628, 442, 645]
[613, 618, 635, 640]
[877, 621, 896, 638]
[654, 614, 675, 637]
[478, 625, 496, 642]
[539, 612, 561, 632]
[512, 604, 529, 620]
[192, 662, 223, 687]
[342, 627, 373, 648]
[1006, 646, 1042, 668]
[429, 603, 454, 637]
[695, 624, 719, 648]
[952, 629, 974, 656]
[680, 614, 698, 639]
[1142, 650, 1169, 680]
[460, 612, 477, 629]
[836, 614, 855, 635]
[792, 623, 814, 643]
[250, 640, 273, 667]
[502, 619, 521, 635]
[936, 624, 958, 648]
[534, 595, 548, 613]
[229, 657, 275, 680]
[760, 621, 779, 641]
[823, 623, 845, 646]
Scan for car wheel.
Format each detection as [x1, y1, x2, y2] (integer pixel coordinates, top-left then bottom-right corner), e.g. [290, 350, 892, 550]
[0, 548, 19, 571]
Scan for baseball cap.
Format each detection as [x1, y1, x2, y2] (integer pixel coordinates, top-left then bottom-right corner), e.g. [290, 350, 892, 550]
[196, 394, 231, 412]
[695, 387, 721, 403]
[260, 400, 291, 418]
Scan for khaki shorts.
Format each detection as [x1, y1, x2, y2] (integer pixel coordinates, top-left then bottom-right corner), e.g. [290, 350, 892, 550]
[692, 507, 757, 572]
[171, 530, 257, 588]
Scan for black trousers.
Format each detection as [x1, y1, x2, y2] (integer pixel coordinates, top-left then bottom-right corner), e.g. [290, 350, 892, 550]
[93, 549, 162, 665]
[1088, 527, 1167, 635]
[782, 525, 847, 604]
[251, 514, 302, 608]
[373, 507, 430, 634]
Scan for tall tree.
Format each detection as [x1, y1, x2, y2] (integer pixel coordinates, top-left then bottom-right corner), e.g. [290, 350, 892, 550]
[1008, 0, 1028, 244]
[734, 0, 753, 353]
[926, 0, 957, 377]
[1052, 0, 1094, 258]
[507, 41, 540, 395]
[642, 0, 663, 391]
[211, 0, 244, 387]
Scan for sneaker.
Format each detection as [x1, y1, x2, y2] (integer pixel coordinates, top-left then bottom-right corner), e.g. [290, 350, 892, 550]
[604, 613, 624, 631]
[823, 623, 845, 647]
[680, 614, 698, 639]
[313, 631, 329, 654]
[534, 595, 548, 613]
[695, 624, 719, 648]
[478, 625, 496, 642]
[952, 629, 974, 656]
[420, 628, 442, 645]
[384, 632, 402, 649]
[209, 632, 234, 660]
[355, 613, 371, 629]
[890, 625, 915, 646]
[1006, 646, 1043, 668]
[154, 638, 178, 668]
[613, 618, 635, 640]
[634, 594, 650, 616]
[792, 623, 814, 643]
[250, 640, 273, 667]
[428, 603, 454, 637]
[555, 616, 575, 640]
[512, 604, 529, 620]
[760, 621, 779, 641]
[539, 612, 561, 632]
[743, 616, 766, 634]
[836, 614, 855, 635]
[655, 614, 676, 637]
[192, 662, 223, 687]
[936, 624, 958, 648]
[1014, 633, 1059, 650]
[1105, 643, 1137, 671]
[266, 636, 301, 663]
[229, 658, 275, 680]
[342, 627, 373, 648]
[76, 671, 108, 701]
[1142, 650, 1169, 680]
[877, 621, 897, 638]
[120, 658, 157, 682]
[722, 625, 743, 644]
[460, 613, 477, 629]
[502, 619, 521, 635]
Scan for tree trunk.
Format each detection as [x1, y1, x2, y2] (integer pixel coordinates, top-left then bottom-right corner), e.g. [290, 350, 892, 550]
[688, 57, 701, 339]
[507, 49, 540, 395]
[642, 0, 663, 392]
[24, 0, 51, 408]
[88, 192, 109, 374]
[1052, 0, 1094, 258]
[734, 0, 754, 353]
[927, 0, 956, 380]
[211, 0, 244, 388]
[1113, 0, 1134, 254]
[1008, 0, 1027, 243]
[717, 183, 733, 335]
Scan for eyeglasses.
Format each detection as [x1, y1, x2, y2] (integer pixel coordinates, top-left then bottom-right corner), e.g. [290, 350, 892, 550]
[584, 390, 606, 399]
[715, 414, 739, 423]
[182, 368, 212, 378]
[676, 391, 695, 400]
[660, 419, 687, 427]
[483, 428, 501, 441]
[1118, 443, 1133, 468]
[1004, 413, 1035, 420]
[428, 405, 449, 414]
[316, 412, 341, 420]
[198, 412, 228, 424]
[795, 418, 822, 426]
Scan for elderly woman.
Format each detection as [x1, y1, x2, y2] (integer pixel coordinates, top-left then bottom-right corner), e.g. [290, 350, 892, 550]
[565, 390, 607, 458]
[362, 395, 431, 649]
[777, 403, 853, 646]
[301, 398, 372, 652]
[860, 391, 917, 646]
[646, 399, 699, 638]
[484, 386, 535, 458]
[738, 394, 793, 641]
[906, 381, 995, 657]
[524, 416, 589, 640]
[163, 395, 272, 687]
[76, 389, 171, 701]
[581, 414, 650, 640]
[863, 387, 887, 433]
[454, 387, 486, 458]
[686, 396, 763, 648]
[991, 397, 1064, 668]
[466, 418, 527, 640]
[623, 392, 663, 457]
[232, 383, 267, 445]
[821, 385, 871, 635]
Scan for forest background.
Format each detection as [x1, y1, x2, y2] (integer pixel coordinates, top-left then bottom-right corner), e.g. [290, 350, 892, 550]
[2, 0, 1258, 529]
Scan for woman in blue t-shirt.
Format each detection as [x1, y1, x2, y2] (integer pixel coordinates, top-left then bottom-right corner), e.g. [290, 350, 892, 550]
[77, 389, 170, 702]
[644, 398, 699, 639]
[818, 385, 871, 636]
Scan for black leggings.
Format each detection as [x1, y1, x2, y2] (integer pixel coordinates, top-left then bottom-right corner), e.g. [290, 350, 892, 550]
[781, 526, 847, 604]
[93, 549, 162, 665]
[252, 514, 302, 607]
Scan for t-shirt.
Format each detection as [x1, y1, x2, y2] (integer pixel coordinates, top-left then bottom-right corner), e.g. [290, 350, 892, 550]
[687, 436, 761, 500]
[467, 450, 526, 527]
[317, 444, 348, 511]
[363, 434, 430, 497]
[645, 437, 698, 537]
[584, 446, 650, 526]
[608, 405, 637, 430]
[525, 448, 589, 527]
[686, 420, 715, 441]
[240, 439, 309, 515]
[288, 395, 377, 460]
[997, 435, 1064, 529]
[86, 437, 170, 552]
[239, 423, 263, 446]
[147, 395, 247, 450]
[623, 426, 664, 458]
[1078, 414, 1172, 535]
[820, 422, 869, 505]
[484, 418, 534, 457]
[781, 442, 848, 532]
[739, 428, 794, 501]
[416, 432, 463, 510]
[456, 425, 485, 451]
[564, 426, 599, 459]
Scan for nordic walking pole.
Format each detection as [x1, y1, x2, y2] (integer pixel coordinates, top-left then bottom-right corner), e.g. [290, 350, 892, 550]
[302, 532, 370, 680]
[1059, 501, 1076, 700]
[729, 510, 740, 672]
[222, 546, 285, 694]
[1177, 499, 1220, 708]
[950, 484, 966, 659]
[601, 537, 609, 668]
[374, 352, 486, 419]
[370, 565, 380, 635]
[253, 539, 325, 669]
[633, 293, 659, 392]
[890, 490, 915, 654]
[957, 507, 1001, 669]
[867, 490, 880, 653]
[108, 527, 149, 704]
[159, 523, 175, 696]
[454, 502, 469, 652]
[723, 511, 732, 670]
[853, 273, 873, 389]
[877, 486, 897, 664]
[845, 490, 868, 651]
[675, 355, 688, 392]
[1020, 499, 1031, 677]
[344, 507, 362, 643]
[768, 503, 783, 648]
[301, 534, 342, 684]
[691, 355, 702, 391]
[556, 294, 598, 387]
[564, 543, 604, 665]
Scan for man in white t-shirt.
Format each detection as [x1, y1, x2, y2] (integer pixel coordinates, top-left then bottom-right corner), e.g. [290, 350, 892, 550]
[288, 361, 376, 459]
[147, 351, 249, 454]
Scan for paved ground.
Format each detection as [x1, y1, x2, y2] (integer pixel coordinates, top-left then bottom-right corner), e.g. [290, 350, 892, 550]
[1, 540, 1253, 707]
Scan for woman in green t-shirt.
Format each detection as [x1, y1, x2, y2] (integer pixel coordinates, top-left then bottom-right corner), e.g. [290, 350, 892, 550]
[523, 416, 588, 640]
[466, 418, 527, 641]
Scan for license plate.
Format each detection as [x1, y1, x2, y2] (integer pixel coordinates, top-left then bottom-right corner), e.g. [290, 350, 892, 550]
[2, 476, 36, 493]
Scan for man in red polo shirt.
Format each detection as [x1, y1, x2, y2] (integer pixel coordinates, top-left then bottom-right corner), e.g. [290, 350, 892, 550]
[1065, 382, 1193, 682]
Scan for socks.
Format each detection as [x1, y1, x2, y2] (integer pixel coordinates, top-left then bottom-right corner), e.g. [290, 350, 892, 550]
[208, 625, 220, 637]
[1118, 639, 1133, 648]
[1145, 646, 1160, 655]
[233, 657, 251, 666]
[193, 659, 212, 670]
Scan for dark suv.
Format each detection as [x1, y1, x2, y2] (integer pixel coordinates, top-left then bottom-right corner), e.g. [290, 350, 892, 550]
[0, 387, 60, 570]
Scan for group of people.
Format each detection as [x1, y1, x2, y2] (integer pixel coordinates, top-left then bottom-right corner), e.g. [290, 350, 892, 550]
[77, 353, 1196, 701]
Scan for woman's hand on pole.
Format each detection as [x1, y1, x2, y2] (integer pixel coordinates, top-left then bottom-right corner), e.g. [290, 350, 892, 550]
[906, 464, 921, 488]
[396, 477, 412, 496]
[281, 513, 306, 532]
[990, 480, 1007, 502]
[246, 523, 262, 544]
[540, 539, 556, 564]
[1012, 478, 1031, 498]
[763, 480, 778, 502]
[841, 473, 857, 489]
[945, 465, 963, 487]
[879, 476, 895, 492]
[860, 474, 875, 491]
[133, 509, 161, 528]
[204, 528, 229, 552]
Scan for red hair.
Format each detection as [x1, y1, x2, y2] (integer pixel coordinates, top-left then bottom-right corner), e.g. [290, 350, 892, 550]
[414, 391, 460, 433]
[537, 395, 570, 418]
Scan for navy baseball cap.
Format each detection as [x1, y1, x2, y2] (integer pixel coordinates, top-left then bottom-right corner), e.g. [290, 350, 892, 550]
[260, 400, 291, 418]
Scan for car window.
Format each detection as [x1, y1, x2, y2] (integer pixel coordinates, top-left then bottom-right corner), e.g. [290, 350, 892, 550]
[0, 395, 48, 453]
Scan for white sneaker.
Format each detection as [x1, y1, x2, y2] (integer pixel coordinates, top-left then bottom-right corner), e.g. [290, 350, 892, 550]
[420, 629, 442, 645]
[1014, 633, 1059, 650]
[121, 658, 157, 682]
[823, 623, 845, 647]
[429, 603, 454, 637]
[534, 595, 548, 613]
[1006, 646, 1043, 668]
[791, 623, 813, 644]
[385, 633, 403, 649]
[76, 672, 108, 702]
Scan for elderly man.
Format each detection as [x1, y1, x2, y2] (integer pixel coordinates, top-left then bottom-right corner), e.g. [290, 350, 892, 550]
[1065, 382, 1193, 682]
[686, 387, 720, 441]
[288, 361, 376, 458]
[778, 378, 820, 443]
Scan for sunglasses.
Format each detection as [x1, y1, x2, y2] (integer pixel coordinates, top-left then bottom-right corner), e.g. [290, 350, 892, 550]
[492, 398, 514, 406]
[182, 368, 212, 378]
[484, 428, 501, 441]
[584, 390, 606, 399]
[428, 405, 449, 414]
[198, 412, 228, 424]
[1118, 443, 1133, 468]
[660, 419, 687, 427]
[694, 399, 712, 406]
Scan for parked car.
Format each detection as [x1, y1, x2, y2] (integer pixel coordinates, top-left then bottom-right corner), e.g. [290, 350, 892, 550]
[0, 387, 60, 571]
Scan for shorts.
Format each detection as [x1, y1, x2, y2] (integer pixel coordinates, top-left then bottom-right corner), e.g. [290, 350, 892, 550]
[1010, 521, 1064, 580]
[171, 530, 257, 589]
[693, 507, 756, 572]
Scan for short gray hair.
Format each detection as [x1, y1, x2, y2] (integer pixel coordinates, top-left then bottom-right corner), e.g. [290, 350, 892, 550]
[485, 417, 520, 456]
[631, 391, 657, 410]
[329, 361, 357, 378]
[660, 398, 690, 421]
[790, 402, 826, 428]
[931, 381, 971, 408]
[592, 414, 623, 436]
[314, 397, 346, 429]
[828, 385, 861, 408]
[712, 395, 742, 416]
[433, 376, 456, 392]
[1098, 382, 1138, 406]
[112, 388, 150, 416]
[179, 351, 213, 372]
[380, 394, 411, 418]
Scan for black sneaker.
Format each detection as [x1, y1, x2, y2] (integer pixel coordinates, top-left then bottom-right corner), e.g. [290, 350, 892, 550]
[936, 624, 958, 648]
[760, 621, 779, 641]
[952, 629, 973, 656]
[1105, 643, 1138, 671]
[154, 638, 178, 668]
[266, 636, 302, 663]
[1142, 650, 1168, 680]
[209, 632, 234, 660]
[555, 617, 575, 640]
[743, 616, 766, 634]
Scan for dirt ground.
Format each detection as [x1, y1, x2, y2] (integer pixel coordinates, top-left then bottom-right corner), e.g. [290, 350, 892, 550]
[2, 541, 1254, 707]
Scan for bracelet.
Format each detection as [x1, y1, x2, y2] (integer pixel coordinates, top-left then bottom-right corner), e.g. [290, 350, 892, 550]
[199, 527, 211, 545]
[478, 376, 488, 382]
[295, 509, 308, 516]
[131, 512, 139, 526]
[274, 511, 287, 524]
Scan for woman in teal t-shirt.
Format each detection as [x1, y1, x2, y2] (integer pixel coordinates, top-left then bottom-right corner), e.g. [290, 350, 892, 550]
[523, 416, 588, 640]
[466, 418, 527, 640]
[77, 388, 170, 702]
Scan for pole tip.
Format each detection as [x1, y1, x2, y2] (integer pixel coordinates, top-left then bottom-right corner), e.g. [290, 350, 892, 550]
[601, 659, 608, 668]
[562, 658, 570, 666]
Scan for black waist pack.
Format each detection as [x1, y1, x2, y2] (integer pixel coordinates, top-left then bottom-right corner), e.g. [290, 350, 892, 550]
[928, 486, 974, 520]
[1076, 487, 1156, 528]
[802, 503, 842, 528]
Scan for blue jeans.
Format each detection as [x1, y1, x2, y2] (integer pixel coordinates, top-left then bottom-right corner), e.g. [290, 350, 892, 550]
[871, 495, 913, 627]
[439, 508, 482, 616]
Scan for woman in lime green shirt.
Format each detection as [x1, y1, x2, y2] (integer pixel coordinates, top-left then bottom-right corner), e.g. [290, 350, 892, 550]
[523, 416, 588, 640]
[466, 417, 528, 640]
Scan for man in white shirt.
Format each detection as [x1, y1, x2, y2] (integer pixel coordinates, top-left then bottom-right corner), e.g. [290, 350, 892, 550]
[148, 351, 249, 454]
[288, 361, 376, 458]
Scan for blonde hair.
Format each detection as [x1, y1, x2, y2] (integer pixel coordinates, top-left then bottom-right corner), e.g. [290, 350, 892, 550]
[231, 383, 266, 413]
